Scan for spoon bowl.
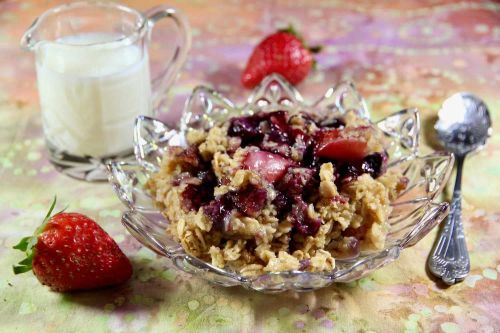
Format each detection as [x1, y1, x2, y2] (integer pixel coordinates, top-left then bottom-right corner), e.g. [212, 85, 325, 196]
[435, 93, 492, 157]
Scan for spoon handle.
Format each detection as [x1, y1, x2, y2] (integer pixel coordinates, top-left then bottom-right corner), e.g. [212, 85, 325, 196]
[428, 155, 470, 285]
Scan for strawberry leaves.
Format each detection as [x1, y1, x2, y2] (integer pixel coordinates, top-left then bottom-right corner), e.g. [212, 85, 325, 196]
[278, 24, 322, 54]
[12, 197, 57, 274]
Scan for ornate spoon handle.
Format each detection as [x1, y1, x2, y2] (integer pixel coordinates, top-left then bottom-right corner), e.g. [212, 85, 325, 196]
[428, 156, 470, 285]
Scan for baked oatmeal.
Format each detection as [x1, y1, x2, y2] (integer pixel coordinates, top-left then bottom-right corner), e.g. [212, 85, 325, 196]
[146, 110, 407, 276]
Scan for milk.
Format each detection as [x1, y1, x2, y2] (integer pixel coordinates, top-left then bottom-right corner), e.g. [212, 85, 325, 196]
[36, 33, 152, 157]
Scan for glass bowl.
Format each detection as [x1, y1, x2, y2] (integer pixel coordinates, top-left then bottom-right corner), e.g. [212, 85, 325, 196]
[107, 74, 454, 293]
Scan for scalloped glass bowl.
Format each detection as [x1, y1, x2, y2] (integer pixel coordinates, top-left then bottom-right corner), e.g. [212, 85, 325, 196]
[107, 74, 454, 292]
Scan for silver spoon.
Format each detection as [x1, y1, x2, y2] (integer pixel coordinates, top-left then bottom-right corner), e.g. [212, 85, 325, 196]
[428, 92, 492, 285]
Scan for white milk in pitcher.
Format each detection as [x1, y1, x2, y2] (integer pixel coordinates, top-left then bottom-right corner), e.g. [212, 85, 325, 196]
[36, 33, 152, 157]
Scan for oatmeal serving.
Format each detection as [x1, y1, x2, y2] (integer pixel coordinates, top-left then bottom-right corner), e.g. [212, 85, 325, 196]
[146, 110, 407, 276]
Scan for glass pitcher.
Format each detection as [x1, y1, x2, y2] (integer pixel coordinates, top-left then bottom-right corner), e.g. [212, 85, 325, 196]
[21, 1, 191, 181]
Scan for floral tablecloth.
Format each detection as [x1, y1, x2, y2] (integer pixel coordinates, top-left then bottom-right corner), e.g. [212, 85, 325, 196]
[0, 1, 499, 332]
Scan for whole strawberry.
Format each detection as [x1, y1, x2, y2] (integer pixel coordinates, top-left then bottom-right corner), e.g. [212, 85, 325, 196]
[13, 198, 132, 292]
[241, 25, 321, 88]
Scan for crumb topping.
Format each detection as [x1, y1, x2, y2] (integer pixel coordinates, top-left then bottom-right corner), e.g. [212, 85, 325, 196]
[146, 110, 407, 275]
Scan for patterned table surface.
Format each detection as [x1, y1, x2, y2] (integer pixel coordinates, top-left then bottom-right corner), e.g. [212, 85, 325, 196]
[0, 1, 499, 332]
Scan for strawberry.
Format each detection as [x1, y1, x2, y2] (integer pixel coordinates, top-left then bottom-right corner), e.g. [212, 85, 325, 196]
[241, 25, 321, 88]
[317, 138, 367, 161]
[13, 198, 132, 292]
[316, 127, 369, 161]
[243, 150, 295, 183]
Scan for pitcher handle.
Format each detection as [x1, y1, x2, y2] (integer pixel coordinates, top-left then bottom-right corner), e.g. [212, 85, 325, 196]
[145, 6, 191, 113]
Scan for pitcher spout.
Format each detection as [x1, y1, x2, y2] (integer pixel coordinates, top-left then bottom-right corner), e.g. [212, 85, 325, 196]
[20, 18, 40, 51]
[20, 1, 77, 51]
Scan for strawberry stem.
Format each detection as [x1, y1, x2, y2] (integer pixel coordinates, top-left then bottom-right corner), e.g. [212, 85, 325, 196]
[12, 196, 57, 275]
[279, 24, 299, 38]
